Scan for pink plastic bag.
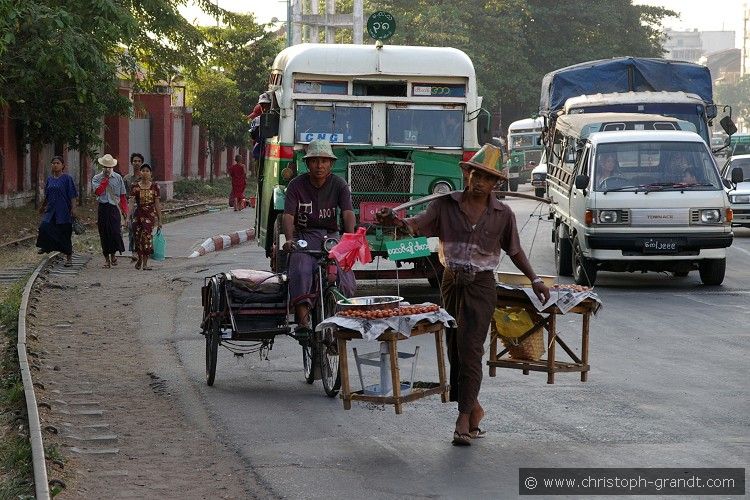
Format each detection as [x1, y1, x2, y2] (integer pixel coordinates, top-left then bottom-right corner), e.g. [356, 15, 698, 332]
[328, 227, 373, 271]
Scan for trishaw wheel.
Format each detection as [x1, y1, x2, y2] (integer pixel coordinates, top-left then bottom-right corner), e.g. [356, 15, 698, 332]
[205, 278, 222, 386]
[272, 214, 288, 273]
[319, 288, 341, 397]
[302, 339, 316, 384]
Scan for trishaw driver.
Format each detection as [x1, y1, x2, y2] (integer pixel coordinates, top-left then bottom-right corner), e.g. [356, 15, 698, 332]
[377, 144, 550, 446]
[282, 139, 357, 331]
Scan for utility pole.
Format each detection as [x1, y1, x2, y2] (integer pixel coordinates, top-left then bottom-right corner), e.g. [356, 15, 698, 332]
[743, 3, 748, 76]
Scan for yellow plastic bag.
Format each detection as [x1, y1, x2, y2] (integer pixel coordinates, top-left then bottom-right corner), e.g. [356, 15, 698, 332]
[492, 306, 545, 361]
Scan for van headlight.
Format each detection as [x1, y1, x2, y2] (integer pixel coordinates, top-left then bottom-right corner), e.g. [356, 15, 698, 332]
[598, 210, 619, 224]
[700, 209, 721, 223]
[729, 194, 750, 204]
[432, 181, 452, 195]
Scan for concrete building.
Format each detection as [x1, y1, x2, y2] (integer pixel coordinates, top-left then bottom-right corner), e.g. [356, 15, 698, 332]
[663, 29, 736, 63]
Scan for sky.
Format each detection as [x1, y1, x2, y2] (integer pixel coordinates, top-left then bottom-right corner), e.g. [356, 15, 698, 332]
[181, 0, 748, 48]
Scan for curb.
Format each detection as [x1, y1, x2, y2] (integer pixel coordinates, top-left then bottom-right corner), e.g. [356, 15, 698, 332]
[18, 253, 54, 500]
[188, 228, 255, 258]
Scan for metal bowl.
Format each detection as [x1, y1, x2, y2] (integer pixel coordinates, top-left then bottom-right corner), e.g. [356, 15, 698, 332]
[336, 295, 404, 312]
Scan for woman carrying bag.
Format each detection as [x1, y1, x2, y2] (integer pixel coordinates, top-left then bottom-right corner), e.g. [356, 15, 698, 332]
[130, 163, 162, 270]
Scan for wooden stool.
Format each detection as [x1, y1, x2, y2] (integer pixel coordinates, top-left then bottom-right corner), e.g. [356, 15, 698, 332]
[335, 320, 450, 414]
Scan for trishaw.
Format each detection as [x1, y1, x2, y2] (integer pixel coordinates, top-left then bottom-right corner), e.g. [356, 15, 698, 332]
[200, 237, 344, 396]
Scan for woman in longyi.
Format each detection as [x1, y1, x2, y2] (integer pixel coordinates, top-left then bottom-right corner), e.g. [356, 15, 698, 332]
[130, 163, 162, 270]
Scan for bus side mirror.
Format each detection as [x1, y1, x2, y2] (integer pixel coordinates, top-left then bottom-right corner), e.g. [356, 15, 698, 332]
[574, 174, 589, 190]
[260, 112, 280, 139]
[720, 116, 737, 137]
[476, 110, 492, 145]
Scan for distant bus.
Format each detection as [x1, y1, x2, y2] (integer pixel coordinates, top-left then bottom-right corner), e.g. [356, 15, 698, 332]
[256, 43, 490, 285]
[506, 117, 543, 191]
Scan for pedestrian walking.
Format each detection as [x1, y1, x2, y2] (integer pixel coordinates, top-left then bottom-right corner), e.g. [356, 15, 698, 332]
[91, 154, 128, 268]
[130, 163, 162, 270]
[377, 144, 550, 446]
[36, 156, 78, 267]
[126, 153, 144, 261]
[228, 154, 247, 211]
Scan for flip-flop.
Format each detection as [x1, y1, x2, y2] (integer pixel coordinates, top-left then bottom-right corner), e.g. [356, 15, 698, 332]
[111, 258, 118, 266]
[102, 263, 111, 269]
[469, 427, 486, 439]
[452, 431, 472, 446]
[135, 262, 141, 270]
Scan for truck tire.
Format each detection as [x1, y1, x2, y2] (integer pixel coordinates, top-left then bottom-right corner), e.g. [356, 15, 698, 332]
[554, 225, 573, 277]
[572, 239, 597, 286]
[698, 258, 725, 286]
[535, 187, 546, 198]
[509, 178, 519, 192]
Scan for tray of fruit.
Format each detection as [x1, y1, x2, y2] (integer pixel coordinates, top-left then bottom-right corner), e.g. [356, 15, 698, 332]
[337, 303, 440, 320]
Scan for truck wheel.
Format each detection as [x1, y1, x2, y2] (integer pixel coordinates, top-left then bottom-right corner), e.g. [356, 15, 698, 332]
[572, 239, 597, 286]
[698, 258, 725, 286]
[554, 226, 573, 277]
[509, 178, 519, 192]
[535, 187, 546, 198]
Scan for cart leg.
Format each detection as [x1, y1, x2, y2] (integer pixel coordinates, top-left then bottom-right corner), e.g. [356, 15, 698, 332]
[547, 313, 556, 384]
[388, 339, 402, 414]
[434, 328, 449, 403]
[581, 312, 590, 382]
[338, 337, 351, 410]
[489, 327, 497, 377]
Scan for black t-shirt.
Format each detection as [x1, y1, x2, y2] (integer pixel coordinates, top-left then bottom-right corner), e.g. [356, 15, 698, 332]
[284, 173, 353, 232]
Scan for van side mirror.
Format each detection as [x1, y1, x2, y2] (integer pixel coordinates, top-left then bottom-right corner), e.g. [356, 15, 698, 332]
[731, 167, 744, 184]
[260, 111, 280, 139]
[720, 116, 737, 136]
[574, 174, 589, 190]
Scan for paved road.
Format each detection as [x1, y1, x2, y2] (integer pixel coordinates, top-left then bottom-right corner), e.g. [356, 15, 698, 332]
[149, 185, 749, 499]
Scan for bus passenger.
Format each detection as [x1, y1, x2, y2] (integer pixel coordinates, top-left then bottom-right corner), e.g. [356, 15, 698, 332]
[377, 144, 550, 446]
[282, 139, 356, 332]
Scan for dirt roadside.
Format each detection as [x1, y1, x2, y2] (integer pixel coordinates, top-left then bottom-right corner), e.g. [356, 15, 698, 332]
[27, 255, 261, 498]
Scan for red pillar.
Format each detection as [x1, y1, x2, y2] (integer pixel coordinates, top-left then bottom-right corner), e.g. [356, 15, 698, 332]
[197, 126, 207, 179]
[183, 109, 193, 178]
[212, 146, 222, 178]
[104, 87, 130, 175]
[135, 93, 173, 198]
[0, 106, 20, 201]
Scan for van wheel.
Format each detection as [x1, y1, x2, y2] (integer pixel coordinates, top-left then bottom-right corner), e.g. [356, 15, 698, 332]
[572, 239, 597, 286]
[535, 187, 546, 198]
[698, 259, 725, 286]
[554, 226, 573, 277]
[509, 178, 519, 192]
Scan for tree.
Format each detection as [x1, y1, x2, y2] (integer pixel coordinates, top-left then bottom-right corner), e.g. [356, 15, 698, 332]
[190, 69, 244, 183]
[715, 76, 750, 125]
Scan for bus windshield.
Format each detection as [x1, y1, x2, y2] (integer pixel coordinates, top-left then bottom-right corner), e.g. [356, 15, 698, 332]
[509, 133, 541, 149]
[387, 107, 463, 148]
[295, 103, 372, 144]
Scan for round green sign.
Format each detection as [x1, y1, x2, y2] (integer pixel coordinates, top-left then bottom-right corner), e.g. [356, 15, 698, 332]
[367, 11, 396, 41]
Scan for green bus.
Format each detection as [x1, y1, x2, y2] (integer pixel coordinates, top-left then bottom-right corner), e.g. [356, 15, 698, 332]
[255, 43, 490, 285]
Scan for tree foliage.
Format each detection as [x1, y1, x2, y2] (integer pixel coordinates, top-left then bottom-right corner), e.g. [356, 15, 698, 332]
[370, 0, 675, 130]
[715, 76, 750, 126]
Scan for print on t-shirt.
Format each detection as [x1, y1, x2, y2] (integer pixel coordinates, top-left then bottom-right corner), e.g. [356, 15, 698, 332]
[297, 201, 313, 229]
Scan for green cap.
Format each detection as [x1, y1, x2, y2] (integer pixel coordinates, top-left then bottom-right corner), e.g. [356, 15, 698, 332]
[460, 144, 507, 180]
[303, 139, 337, 160]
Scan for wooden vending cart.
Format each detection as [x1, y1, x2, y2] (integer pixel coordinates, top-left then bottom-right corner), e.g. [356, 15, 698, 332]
[487, 286, 600, 384]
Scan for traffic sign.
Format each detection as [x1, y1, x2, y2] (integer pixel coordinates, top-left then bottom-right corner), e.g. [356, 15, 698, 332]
[367, 11, 396, 41]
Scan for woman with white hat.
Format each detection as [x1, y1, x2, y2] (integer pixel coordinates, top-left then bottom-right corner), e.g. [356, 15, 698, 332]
[91, 154, 128, 268]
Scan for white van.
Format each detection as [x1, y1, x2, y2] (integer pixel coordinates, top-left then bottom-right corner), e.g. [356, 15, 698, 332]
[547, 128, 733, 286]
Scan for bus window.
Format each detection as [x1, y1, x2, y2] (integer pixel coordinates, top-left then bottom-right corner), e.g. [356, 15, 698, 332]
[295, 104, 371, 144]
[386, 107, 463, 148]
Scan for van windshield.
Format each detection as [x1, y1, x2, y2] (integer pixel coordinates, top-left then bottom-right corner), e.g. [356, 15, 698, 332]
[593, 141, 721, 191]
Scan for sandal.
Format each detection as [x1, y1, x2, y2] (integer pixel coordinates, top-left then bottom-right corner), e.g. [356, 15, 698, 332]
[135, 261, 142, 270]
[452, 431, 472, 446]
[102, 263, 111, 269]
[110, 257, 118, 266]
[469, 427, 486, 439]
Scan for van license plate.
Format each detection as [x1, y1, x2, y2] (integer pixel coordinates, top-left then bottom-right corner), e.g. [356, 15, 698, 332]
[643, 239, 678, 253]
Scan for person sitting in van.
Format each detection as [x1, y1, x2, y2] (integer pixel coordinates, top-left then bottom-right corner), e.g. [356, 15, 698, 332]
[667, 151, 690, 181]
[596, 152, 622, 188]
[681, 166, 701, 185]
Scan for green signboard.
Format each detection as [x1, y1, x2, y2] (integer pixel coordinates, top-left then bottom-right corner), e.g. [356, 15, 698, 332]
[367, 11, 396, 40]
[385, 237, 431, 261]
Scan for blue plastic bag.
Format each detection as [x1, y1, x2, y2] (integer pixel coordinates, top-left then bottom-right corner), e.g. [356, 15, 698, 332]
[152, 229, 166, 261]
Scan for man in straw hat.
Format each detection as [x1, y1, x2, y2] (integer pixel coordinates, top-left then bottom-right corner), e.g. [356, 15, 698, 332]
[91, 153, 128, 268]
[282, 139, 356, 333]
[377, 143, 550, 446]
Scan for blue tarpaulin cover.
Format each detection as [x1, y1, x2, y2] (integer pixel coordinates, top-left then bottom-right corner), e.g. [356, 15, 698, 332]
[539, 57, 713, 116]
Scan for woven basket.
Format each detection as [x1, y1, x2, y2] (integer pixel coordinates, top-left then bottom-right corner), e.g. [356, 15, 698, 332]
[492, 307, 546, 361]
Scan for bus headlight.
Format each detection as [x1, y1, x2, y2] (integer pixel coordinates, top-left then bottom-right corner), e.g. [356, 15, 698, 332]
[700, 209, 721, 223]
[598, 210, 619, 224]
[432, 181, 452, 195]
